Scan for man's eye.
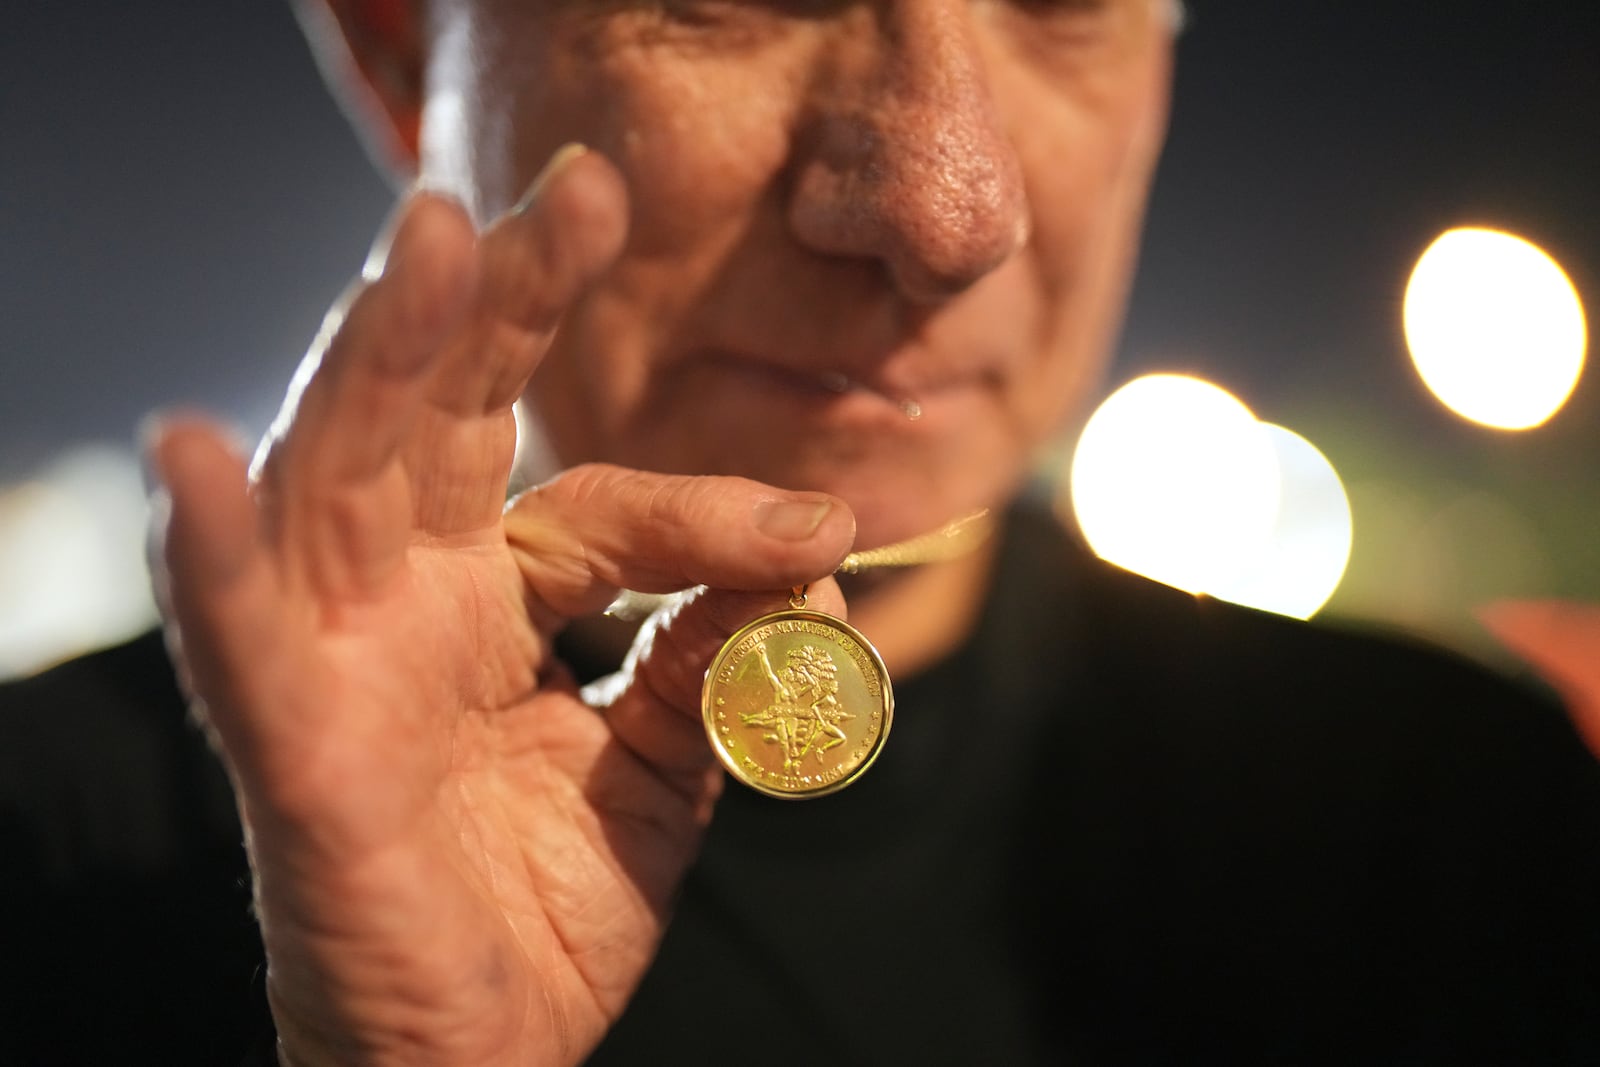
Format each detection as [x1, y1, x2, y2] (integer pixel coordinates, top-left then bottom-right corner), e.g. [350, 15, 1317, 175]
[997, 0, 1130, 39]
[1011, 0, 1113, 12]
[653, 0, 731, 25]
[996, 0, 1124, 32]
[655, 0, 844, 21]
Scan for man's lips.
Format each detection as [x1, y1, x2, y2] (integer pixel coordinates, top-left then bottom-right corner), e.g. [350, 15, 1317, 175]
[687, 345, 983, 410]
[687, 351, 934, 422]
[819, 370, 927, 420]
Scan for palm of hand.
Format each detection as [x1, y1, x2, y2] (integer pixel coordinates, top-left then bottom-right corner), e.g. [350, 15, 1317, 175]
[148, 156, 690, 1066]
[153, 153, 850, 1066]
[244, 506, 710, 1064]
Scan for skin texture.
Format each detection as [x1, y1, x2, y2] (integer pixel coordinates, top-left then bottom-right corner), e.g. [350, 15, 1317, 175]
[147, 0, 1600, 1063]
[154, 152, 861, 1065]
[430, 1, 1177, 553]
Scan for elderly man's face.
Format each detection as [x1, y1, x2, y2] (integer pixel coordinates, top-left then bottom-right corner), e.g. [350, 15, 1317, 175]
[420, 0, 1173, 547]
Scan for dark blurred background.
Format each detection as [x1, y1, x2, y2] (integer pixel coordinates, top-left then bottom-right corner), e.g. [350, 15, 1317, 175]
[1, 2, 1596, 675]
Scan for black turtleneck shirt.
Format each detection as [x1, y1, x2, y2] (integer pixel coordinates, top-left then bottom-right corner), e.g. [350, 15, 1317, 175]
[4, 505, 1598, 1065]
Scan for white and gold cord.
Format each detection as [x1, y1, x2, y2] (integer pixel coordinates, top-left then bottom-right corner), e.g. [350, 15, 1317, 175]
[603, 508, 994, 622]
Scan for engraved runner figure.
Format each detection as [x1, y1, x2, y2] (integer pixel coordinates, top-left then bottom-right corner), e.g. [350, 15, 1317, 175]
[742, 643, 850, 771]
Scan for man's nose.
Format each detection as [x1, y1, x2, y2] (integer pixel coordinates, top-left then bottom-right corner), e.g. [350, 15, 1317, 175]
[787, 2, 1030, 305]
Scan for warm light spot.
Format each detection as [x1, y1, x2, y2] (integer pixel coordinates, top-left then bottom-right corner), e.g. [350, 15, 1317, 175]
[1404, 227, 1587, 430]
[1069, 374, 1280, 596]
[1206, 425, 1352, 619]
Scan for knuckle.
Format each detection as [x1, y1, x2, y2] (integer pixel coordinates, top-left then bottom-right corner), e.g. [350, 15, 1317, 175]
[645, 474, 708, 529]
[632, 630, 702, 717]
[543, 461, 631, 513]
[547, 463, 715, 531]
[636, 600, 723, 711]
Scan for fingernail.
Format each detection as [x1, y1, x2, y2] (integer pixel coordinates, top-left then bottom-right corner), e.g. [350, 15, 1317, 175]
[512, 143, 589, 216]
[755, 499, 832, 541]
[137, 410, 171, 452]
[363, 193, 416, 280]
[136, 411, 172, 494]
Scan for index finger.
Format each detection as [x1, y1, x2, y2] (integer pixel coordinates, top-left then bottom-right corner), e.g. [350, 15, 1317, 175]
[427, 144, 628, 417]
[401, 145, 630, 535]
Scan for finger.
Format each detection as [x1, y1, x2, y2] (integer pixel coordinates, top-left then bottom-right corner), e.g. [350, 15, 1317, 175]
[1479, 599, 1600, 758]
[257, 193, 479, 596]
[269, 193, 480, 487]
[504, 463, 856, 623]
[403, 146, 629, 535]
[591, 580, 850, 779]
[428, 144, 628, 416]
[147, 415, 288, 765]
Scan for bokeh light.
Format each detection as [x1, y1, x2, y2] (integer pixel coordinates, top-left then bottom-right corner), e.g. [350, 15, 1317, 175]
[0, 446, 157, 679]
[1404, 227, 1587, 430]
[1069, 374, 1281, 596]
[1206, 425, 1353, 620]
[1069, 375, 1354, 618]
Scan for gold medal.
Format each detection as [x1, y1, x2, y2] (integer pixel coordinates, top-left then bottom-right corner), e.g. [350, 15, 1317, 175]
[696, 510, 994, 799]
[593, 508, 990, 799]
[702, 587, 893, 800]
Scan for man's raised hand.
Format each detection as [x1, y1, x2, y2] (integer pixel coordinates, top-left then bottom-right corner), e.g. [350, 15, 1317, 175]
[148, 147, 853, 1066]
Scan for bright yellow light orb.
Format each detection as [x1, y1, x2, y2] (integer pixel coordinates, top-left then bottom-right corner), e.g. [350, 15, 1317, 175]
[1069, 374, 1280, 596]
[1404, 227, 1587, 430]
[1206, 425, 1352, 620]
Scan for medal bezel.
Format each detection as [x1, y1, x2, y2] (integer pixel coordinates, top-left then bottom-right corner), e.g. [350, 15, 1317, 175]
[701, 608, 894, 800]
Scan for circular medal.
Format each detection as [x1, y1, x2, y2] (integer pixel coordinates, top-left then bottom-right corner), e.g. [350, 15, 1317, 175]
[701, 608, 894, 799]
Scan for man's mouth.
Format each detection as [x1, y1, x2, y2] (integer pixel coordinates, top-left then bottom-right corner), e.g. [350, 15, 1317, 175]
[681, 340, 998, 427]
[819, 370, 924, 420]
